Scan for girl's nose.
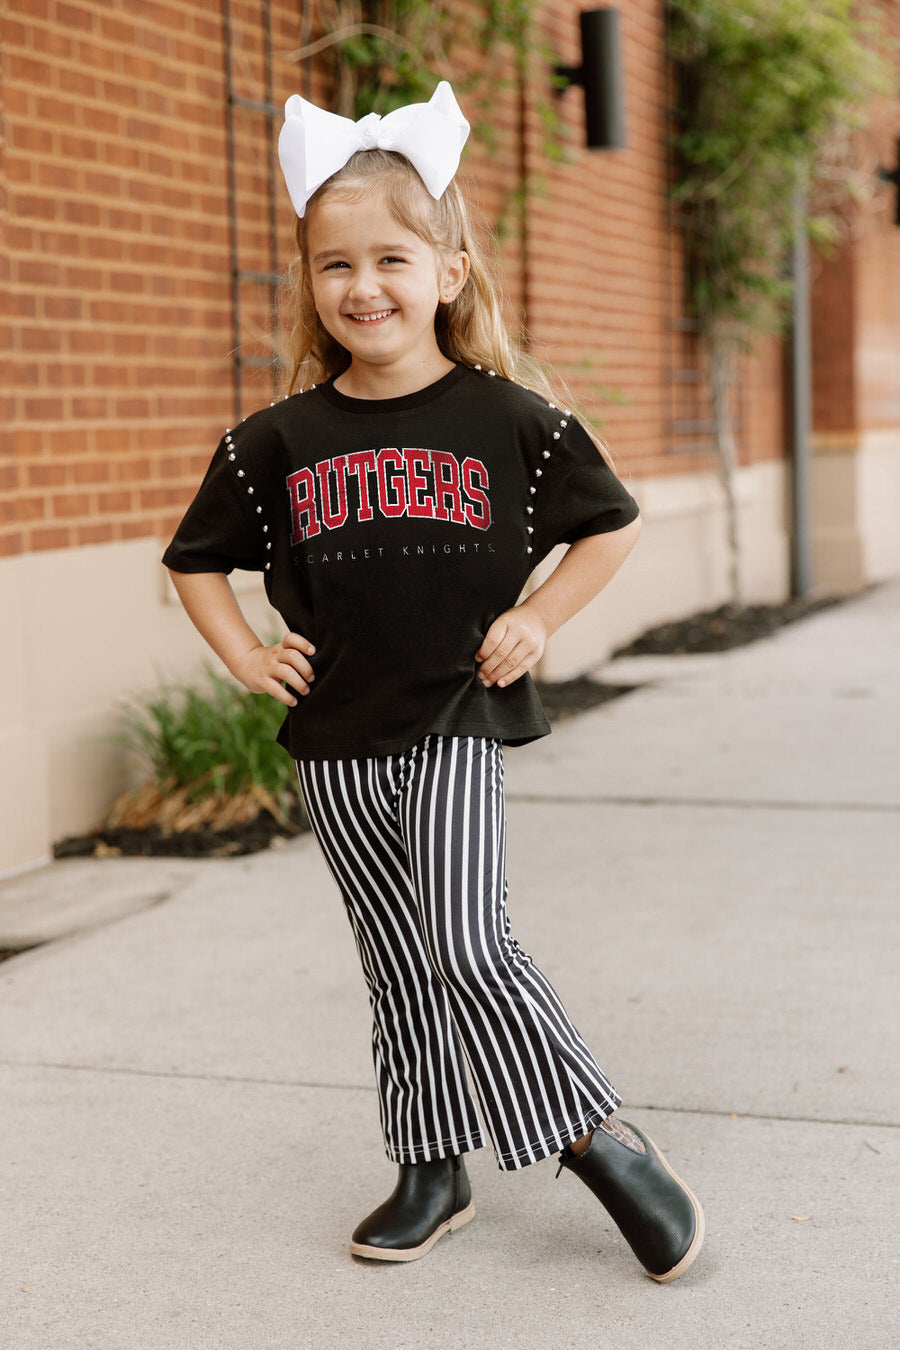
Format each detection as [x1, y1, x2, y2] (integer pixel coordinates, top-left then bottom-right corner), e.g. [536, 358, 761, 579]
[348, 267, 381, 300]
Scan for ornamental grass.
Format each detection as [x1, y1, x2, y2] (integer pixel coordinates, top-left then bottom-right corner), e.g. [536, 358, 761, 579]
[107, 668, 303, 835]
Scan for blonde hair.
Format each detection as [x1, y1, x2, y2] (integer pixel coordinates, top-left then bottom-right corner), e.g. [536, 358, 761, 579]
[284, 150, 610, 459]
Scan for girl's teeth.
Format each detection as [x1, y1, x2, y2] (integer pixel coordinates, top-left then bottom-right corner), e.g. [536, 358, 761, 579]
[354, 311, 392, 321]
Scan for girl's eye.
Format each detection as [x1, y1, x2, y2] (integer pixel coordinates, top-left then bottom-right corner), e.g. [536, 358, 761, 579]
[381, 256, 407, 265]
[323, 260, 349, 271]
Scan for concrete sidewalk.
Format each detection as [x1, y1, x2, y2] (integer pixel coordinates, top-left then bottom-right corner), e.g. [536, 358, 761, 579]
[1, 583, 897, 1350]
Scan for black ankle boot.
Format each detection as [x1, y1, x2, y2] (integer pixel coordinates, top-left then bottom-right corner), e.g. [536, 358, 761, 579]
[350, 1155, 475, 1262]
[557, 1122, 704, 1282]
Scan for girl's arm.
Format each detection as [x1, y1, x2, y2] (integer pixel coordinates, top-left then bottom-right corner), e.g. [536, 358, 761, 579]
[168, 570, 316, 708]
[476, 515, 642, 688]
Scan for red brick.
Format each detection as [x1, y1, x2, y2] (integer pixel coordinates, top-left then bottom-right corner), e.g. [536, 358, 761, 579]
[81, 104, 120, 136]
[97, 490, 132, 513]
[16, 258, 63, 287]
[114, 398, 152, 420]
[111, 456, 152, 480]
[98, 14, 135, 45]
[120, 518, 154, 540]
[62, 199, 102, 226]
[55, 3, 95, 32]
[20, 324, 63, 351]
[2, 16, 29, 45]
[9, 53, 55, 85]
[71, 397, 109, 420]
[106, 207, 144, 233]
[8, 359, 41, 384]
[24, 396, 65, 420]
[27, 463, 68, 488]
[139, 485, 185, 510]
[75, 521, 116, 545]
[10, 429, 44, 455]
[11, 124, 55, 154]
[85, 234, 126, 260]
[13, 496, 45, 523]
[67, 329, 107, 354]
[109, 271, 145, 294]
[5, 292, 37, 318]
[29, 525, 72, 551]
[102, 141, 142, 171]
[0, 532, 26, 558]
[52, 492, 93, 518]
[56, 66, 100, 100]
[14, 193, 58, 220]
[72, 459, 112, 485]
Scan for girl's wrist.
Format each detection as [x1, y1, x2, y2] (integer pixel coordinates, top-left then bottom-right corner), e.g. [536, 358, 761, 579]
[519, 596, 557, 640]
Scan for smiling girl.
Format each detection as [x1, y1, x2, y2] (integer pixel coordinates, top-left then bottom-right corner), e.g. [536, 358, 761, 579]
[163, 82, 704, 1281]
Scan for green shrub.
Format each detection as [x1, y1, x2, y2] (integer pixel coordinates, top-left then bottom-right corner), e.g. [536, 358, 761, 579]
[117, 667, 298, 814]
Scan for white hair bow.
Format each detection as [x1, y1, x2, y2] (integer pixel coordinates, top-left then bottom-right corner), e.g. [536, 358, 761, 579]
[277, 80, 470, 218]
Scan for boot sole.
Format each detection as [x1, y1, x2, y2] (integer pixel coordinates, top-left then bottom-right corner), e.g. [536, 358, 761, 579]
[350, 1200, 476, 1262]
[639, 1132, 705, 1283]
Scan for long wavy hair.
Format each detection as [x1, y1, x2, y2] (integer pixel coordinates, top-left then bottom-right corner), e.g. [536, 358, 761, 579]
[283, 150, 611, 459]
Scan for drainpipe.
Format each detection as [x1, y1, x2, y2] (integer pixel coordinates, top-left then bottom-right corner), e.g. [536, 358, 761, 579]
[789, 190, 813, 596]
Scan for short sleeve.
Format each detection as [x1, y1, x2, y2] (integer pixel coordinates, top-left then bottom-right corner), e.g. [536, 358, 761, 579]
[162, 439, 266, 574]
[530, 416, 639, 559]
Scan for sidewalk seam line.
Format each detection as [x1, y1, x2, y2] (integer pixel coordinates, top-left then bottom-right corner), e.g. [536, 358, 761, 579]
[506, 794, 900, 813]
[1, 1059, 898, 1130]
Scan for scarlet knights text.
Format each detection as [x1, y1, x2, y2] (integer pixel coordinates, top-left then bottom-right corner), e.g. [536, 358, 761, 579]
[287, 447, 491, 544]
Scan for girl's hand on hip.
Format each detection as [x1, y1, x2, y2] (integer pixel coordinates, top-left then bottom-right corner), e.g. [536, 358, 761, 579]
[476, 607, 547, 688]
[232, 633, 316, 707]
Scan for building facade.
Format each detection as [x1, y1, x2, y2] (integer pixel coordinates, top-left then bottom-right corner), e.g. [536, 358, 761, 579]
[3, 0, 899, 873]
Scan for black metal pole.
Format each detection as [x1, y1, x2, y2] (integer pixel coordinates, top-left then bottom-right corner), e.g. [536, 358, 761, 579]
[789, 190, 813, 596]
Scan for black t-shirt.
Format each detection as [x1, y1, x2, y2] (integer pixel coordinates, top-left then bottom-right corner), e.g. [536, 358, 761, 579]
[162, 365, 639, 760]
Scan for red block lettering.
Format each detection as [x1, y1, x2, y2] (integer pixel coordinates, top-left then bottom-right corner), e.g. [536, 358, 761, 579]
[404, 448, 435, 519]
[462, 457, 491, 530]
[376, 448, 406, 517]
[316, 455, 349, 531]
[287, 466, 320, 543]
[430, 450, 465, 523]
[347, 449, 376, 522]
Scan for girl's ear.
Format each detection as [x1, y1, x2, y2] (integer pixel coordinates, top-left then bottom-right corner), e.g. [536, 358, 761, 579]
[440, 251, 470, 304]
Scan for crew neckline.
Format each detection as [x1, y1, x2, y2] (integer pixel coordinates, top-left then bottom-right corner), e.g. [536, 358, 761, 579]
[317, 364, 468, 414]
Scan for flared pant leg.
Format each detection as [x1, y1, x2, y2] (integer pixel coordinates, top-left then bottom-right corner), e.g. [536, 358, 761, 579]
[298, 751, 486, 1163]
[299, 735, 620, 1171]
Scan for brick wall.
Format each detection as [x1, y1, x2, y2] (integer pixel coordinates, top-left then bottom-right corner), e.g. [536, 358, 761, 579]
[3, 0, 223, 556]
[811, 244, 857, 437]
[1, 0, 318, 562]
[504, 0, 785, 478]
[2, 0, 792, 571]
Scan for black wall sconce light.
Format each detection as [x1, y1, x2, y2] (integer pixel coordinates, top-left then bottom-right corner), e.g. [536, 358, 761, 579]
[877, 138, 900, 226]
[555, 8, 627, 150]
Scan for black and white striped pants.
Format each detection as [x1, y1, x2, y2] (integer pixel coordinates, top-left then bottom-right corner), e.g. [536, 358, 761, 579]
[298, 735, 620, 1170]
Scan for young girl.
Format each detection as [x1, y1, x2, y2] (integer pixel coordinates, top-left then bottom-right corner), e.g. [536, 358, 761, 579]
[163, 81, 704, 1282]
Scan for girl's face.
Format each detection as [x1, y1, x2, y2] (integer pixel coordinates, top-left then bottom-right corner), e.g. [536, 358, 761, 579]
[304, 187, 468, 390]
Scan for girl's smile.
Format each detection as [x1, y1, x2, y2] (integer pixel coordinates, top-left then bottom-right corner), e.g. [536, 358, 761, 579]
[305, 190, 469, 398]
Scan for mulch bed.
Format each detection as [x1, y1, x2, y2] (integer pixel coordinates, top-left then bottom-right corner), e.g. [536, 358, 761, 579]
[53, 799, 309, 862]
[50, 594, 845, 862]
[612, 593, 843, 657]
[533, 677, 636, 720]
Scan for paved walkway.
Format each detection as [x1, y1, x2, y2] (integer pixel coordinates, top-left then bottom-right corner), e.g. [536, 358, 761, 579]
[1, 582, 898, 1350]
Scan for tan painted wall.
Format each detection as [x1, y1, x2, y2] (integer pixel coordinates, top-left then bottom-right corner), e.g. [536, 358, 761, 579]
[2, 462, 793, 876]
[810, 431, 900, 591]
[536, 459, 791, 681]
[0, 540, 280, 876]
